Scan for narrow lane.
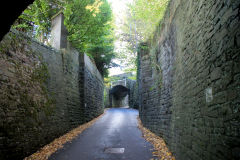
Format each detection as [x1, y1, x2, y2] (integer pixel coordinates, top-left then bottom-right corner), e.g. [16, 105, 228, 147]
[49, 108, 154, 160]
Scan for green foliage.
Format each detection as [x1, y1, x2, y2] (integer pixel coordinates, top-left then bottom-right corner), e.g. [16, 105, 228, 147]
[104, 75, 122, 88]
[104, 76, 121, 82]
[64, 0, 115, 77]
[129, 0, 169, 41]
[86, 41, 115, 76]
[12, 0, 64, 42]
[64, 0, 110, 50]
[128, 76, 136, 80]
[104, 77, 111, 88]
[12, 0, 115, 77]
[114, 0, 169, 76]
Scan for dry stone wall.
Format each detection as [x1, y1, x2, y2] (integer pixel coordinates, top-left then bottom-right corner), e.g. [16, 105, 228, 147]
[138, 0, 240, 159]
[0, 30, 104, 159]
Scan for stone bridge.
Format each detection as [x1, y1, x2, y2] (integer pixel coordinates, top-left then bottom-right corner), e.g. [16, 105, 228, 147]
[109, 73, 138, 108]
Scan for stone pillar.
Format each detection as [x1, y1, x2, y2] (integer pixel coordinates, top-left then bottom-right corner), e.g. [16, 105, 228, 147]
[50, 12, 68, 50]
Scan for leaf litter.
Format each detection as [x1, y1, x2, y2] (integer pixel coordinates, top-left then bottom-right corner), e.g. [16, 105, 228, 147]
[137, 117, 176, 160]
[24, 109, 108, 160]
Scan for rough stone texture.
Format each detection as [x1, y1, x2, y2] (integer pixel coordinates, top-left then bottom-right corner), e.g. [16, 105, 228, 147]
[0, 30, 104, 160]
[138, 0, 240, 160]
[82, 54, 104, 122]
[108, 75, 138, 108]
[127, 79, 139, 109]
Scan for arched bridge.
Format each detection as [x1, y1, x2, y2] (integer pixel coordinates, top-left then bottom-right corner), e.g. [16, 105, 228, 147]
[108, 73, 137, 108]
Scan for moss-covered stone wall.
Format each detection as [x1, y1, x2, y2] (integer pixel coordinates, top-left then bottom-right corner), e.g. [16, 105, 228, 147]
[138, 0, 240, 159]
[0, 30, 104, 159]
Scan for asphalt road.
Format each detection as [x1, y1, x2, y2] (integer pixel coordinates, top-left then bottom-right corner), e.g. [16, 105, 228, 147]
[49, 108, 154, 160]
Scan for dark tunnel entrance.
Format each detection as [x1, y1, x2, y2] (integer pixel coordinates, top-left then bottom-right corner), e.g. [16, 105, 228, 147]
[109, 85, 130, 108]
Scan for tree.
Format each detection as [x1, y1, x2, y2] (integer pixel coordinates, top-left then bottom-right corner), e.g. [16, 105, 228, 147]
[114, 0, 169, 74]
[128, 0, 169, 41]
[12, 0, 115, 77]
[64, 0, 113, 50]
[85, 26, 117, 76]
[64, 0, 115, 76]
[13, 0, 64, 42]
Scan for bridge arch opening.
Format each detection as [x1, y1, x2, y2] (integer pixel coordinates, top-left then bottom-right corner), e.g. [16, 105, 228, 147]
[109, 85, 130, 108]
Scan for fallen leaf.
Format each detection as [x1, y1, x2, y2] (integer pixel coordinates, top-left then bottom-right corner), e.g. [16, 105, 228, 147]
[24, 109, 108, 160]
[138, 117, 176, 160]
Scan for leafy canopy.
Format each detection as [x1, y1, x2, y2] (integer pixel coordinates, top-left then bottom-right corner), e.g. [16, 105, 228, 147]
[13, 0, 64, 42]
[114, 0, 169, 75]
[128, 0, 169, 41]
[12, 0, 115, 77]
[64, 0, 115, 76]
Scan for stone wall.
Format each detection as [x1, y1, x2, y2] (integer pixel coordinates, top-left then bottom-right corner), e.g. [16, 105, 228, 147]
[0, 30, 104, 159]
[82, 54, 104, 122]
[104, 87, 110, 107]
[127, 79, 139, 109]
[138, 0, 240, 160]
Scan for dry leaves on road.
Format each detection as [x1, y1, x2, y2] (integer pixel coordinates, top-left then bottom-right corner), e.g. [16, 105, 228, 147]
[138, 117, 176, 160]
[24, 109, 108, 160]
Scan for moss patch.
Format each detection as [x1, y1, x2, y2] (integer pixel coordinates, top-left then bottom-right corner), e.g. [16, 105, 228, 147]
[0, 31, 55, 159]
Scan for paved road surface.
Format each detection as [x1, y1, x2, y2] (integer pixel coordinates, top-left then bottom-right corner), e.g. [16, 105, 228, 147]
[49, 108, 154, 160]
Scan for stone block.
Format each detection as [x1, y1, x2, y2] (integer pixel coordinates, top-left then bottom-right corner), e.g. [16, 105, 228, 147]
[211, 67, 222, 81]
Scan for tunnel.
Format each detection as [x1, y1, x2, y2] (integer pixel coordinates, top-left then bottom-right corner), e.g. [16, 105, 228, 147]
[109, 85, 130, 108]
